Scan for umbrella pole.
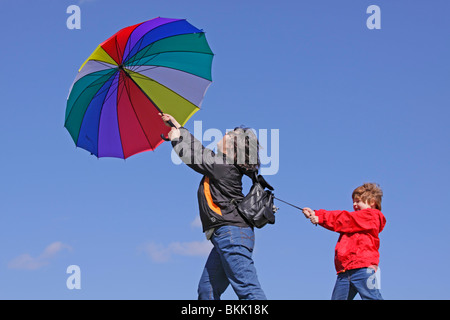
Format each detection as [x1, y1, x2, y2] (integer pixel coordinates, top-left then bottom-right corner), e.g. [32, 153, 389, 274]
[119, 65, 174, 141]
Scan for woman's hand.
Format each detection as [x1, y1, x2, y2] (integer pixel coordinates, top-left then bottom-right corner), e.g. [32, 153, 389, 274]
[159, 113, 181, 129]
[159, 113, 181, 141]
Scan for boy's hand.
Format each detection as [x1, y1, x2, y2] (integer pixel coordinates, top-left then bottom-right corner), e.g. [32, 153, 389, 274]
[302, 207, 315, 219]
[303, 207, 319, 226]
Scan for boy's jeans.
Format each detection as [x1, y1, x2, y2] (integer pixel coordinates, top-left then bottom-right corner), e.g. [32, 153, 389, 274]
[332, 267, 383, 300]
[198, 225, 267, 300]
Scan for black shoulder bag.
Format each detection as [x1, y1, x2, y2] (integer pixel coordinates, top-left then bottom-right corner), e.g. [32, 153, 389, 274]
[232, 171, 278, 229]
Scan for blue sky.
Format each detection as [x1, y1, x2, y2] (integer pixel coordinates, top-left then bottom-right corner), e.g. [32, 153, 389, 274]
[0, 0, 449, 299]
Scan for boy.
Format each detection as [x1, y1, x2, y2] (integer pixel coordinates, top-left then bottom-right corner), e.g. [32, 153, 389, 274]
[303, 183, 386, 300]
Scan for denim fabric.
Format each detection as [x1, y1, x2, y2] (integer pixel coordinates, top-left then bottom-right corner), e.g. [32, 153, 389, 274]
[331, 267, 383, 300]
[197, 225, 266, 300]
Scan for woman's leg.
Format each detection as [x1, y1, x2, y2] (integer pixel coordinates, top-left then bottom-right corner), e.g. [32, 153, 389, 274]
[198, 246, 230, 300]
[211, 225, 266, 300]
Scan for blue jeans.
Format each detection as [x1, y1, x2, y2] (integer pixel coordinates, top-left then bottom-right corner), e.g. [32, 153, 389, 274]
[331, 267, 383, 300]
[198, 225, 267, 300]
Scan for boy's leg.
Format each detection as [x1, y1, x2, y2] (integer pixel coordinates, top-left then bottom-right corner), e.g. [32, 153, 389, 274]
[349, 268, 383, 300]
[198, 246, 230, 300]
[347, 283, 358, 300]
[331, 273, 353, 300]
[211, 225, 266, 300]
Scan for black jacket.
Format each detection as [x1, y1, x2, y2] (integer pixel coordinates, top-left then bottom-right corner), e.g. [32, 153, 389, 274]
[172, 128, 250, 232]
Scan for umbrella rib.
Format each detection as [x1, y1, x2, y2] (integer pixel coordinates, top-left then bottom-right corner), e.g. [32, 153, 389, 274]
[122, 19, 181, 64]
[126, 47, 214, 71]
[65, 70, 117, 129]
[96, 72, 122, 157]
[126, 41, 156, 68]
[123, 31, 147, 65]
[92, 74, 121, 157]
[124, 37, 146, 66]
[123, 27, 209, 65]
[115, 72, 128, 158]
[103, 73, 121, 104]
[122, 71, 156, 151]
[126, 65, 158, 73]
[73, 70, 121, 117]
[90, 59, 118, 69]
[114, 36, 124, 65]
[123, 69, 204, 109]
[126, 51, 213, 82]
[132, 53, 212, 74]
[87, 71, 122, 105]
[73, 71, 118, 153]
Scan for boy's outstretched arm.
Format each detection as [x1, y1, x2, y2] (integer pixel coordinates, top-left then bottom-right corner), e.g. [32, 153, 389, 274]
[314, 209, 381, 233]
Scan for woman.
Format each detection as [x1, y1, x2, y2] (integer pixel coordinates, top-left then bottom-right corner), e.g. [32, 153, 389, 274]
[160, 113, 266, 300]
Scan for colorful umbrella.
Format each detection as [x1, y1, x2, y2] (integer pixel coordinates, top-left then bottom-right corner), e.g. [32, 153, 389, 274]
[65, 17, 214, 159]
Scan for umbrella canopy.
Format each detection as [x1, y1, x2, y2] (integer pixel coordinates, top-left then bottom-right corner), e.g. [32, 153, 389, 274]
[65, 17, 214, 159]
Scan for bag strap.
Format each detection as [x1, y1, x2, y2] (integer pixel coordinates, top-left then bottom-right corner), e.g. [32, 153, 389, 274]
[230, 168, 258, 207]
[234, 165, 258, 184]
[238, 167, 274, 191]
[250, 171, 258, 184]
[257, 175, 274, 191]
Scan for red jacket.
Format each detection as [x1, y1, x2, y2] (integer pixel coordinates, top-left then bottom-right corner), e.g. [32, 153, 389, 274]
[315, 208, 386, 274]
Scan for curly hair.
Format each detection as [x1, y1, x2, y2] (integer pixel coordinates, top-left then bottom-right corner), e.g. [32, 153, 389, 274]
[224, 126, 260, 173]
[352, 183, 383, 210]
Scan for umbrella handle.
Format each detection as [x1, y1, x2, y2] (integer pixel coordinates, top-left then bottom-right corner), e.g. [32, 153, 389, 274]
[161, 134, 171, 141]
[161, 118, 176, 141]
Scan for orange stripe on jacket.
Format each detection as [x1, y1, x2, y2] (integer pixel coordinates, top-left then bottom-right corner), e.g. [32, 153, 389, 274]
[203, 176, 222, 216]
